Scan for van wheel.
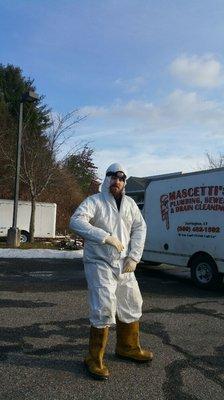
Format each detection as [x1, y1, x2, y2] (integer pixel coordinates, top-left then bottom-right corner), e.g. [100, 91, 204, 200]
[20, 231, 30, 243]
[190, 255, 223, 289]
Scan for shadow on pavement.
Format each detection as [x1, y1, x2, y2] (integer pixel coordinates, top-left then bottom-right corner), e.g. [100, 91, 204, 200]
[0, 317, 91, 379]
[137, 263, 224, 298]
[0, 258, 223, 297]
[0, 258, 87, 293]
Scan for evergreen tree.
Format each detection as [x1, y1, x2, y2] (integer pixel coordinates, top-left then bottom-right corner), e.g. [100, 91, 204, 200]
[64, 145, 99, 195]
[0, 64, 50, 132]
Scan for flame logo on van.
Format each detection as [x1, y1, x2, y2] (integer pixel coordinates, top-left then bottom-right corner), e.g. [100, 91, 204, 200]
[160, 194, 169, 230]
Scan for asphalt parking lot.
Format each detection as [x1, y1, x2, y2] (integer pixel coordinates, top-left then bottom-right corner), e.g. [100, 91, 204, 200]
[0, 258, 224, 400]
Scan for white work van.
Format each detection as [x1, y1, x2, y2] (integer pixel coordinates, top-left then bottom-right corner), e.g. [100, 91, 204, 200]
[0, 199, 57, 243]
[127, 168, 224, 289]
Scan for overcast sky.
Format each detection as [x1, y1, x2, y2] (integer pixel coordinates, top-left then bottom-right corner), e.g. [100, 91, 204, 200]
[1, 0, 224, 178]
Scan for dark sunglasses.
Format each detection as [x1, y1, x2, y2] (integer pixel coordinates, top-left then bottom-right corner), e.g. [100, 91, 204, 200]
[106, 171, 126, 181]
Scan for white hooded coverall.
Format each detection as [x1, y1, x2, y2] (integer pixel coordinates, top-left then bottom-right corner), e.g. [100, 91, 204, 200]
[69, 164, 147, 328]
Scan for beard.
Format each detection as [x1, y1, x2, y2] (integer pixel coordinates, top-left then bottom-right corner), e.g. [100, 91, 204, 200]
[110, 184, 123, 198]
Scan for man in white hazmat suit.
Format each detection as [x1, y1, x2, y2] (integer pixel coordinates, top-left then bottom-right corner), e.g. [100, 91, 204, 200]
[69, 162, 153, 380]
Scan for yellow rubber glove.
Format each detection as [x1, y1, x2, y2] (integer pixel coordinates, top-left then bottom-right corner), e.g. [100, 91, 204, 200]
[104, 235, 124, 253]
[123, 257, 137, 273]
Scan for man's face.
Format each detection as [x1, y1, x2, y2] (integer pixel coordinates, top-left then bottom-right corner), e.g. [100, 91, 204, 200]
[109, 172, 125, 197]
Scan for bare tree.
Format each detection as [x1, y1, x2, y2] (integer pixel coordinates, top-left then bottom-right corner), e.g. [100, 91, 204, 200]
[46, 109, 86, 155]
[19, 109, 86, 242]
[205, 152, 224, 169]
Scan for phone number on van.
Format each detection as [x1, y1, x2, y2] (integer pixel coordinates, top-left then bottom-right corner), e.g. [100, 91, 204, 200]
[177, 226, 220, 233]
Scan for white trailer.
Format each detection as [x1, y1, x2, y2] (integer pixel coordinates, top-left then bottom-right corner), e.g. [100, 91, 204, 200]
[0, 199, 57, 243]
[127, 168, 224, 289]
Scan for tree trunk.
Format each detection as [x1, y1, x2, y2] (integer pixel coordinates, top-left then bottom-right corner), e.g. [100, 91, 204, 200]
[29, 196, 36, 243]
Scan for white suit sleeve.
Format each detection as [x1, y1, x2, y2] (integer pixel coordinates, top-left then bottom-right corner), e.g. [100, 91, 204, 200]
[69, 197, 109, 244]
[128, 205, 147, 263]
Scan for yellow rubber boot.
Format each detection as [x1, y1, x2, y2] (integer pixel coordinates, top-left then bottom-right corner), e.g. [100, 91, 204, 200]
[84, 326, 110, 380]
[115, 319, 153, 362]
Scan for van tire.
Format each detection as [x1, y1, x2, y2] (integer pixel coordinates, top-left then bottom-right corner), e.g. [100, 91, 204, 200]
[190, 255, 223, 289]
[20, 231, 30, 243]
